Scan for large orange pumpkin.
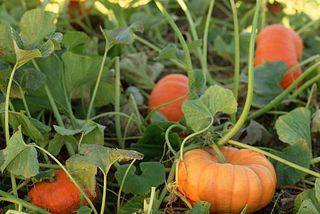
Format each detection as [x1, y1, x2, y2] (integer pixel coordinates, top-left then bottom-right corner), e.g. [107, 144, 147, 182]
[255, 24, 303, 89]
[28, 170, 97, 214]
[177, 147, 276, 213]
[148, 74, 189, 121]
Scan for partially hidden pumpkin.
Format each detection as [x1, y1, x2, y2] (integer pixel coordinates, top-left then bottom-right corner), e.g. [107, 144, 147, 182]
[28, 169, 97, 214]
[177, 147, 277, 213]
[254, 24, 303, 89]
[148, 74, 189, 121]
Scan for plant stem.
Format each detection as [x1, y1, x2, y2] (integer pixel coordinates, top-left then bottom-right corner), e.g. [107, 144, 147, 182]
[4, 64, 18, 143]
[180, 118, 214, 159]
[147, 187, 156, 214]
[154, 159, 177, 211]
[248, 61, 320, 120]
[165, 124, 186, 156]
[291, 74, 320, 99]
[202, 0, 216, 85]
[86, 45, 109, 119]
[230, 0, 240, 123]
[117, 159, 136, 214]
[114, 57, 123, 148]
[212, 143, 226, 163]
[155, 0, 195, 94]
[19, 86, 31, 117]
[176, 0, 215, 85]
[297, 18, 320, 34]
[100, 170, 107, 214]
[0, 194, 50, 214]
[34, 145, 98, 214]
[217, 0, 261, 146]
[228, 140, 320, 178]
[144, 94, 189, 123]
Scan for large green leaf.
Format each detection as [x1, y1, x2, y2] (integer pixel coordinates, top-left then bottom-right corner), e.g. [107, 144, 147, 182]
[182, 85, 237, 132]
[115, 162, 165, 195]
[1, 111, 51, 147]
[0, 129, 39, 178]
[66, 144, 143, 194]
[62, 51, 102, 94]
[275, 107, 311, 146]
[294, 179, 320, 214]
[119, 196, 144, 214]
[34, 55, 69, 113]
[48, 134, 78, 156]
[273, 141, 312, 185]
[61, 31, 90, 53]
[252, 62, 286, 108]
[0, 21, 14, 56]
[19, 8, 56, 47]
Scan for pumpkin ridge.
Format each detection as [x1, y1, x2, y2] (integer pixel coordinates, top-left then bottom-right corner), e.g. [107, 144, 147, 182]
[246, 166, 264, 212]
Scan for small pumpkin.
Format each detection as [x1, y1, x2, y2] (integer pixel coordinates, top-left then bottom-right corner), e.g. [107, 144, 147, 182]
[148, 74, 189, 121]
[68, 0, 92, 18]
[177, 147, 276, 213]
[28, 169, 97, 214]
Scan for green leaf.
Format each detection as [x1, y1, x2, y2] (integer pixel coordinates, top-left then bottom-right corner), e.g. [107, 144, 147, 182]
[2, 112, 51, 147]
[77, 206, 92, 214]
[188, 201, 211, 214]
[0, 21, 14, 56]
[19, 8, 56, 47]
[119, 195, 144, 214]
[252, 62, 287, 107]
[315, 178, 320, 203]
[48, 134, 78, 156]
[62, 51, 102, 94]
[15, 67, 47, 91]
[182, 85, 237, 132]
[0, 129, 39, 178]
[297, 199, 319, 214]
[115, 162, 165, 195]
[62, 31, 90, 53]
[66, 144, 143, 193]
[273, 141, 312, 185]
[102, 25, 140, 48]
[157, 43, 184, 61]
[275, 107, 311, 146]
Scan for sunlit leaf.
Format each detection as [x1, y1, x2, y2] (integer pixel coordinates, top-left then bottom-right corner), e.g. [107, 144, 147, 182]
[182, 85, 237, 132]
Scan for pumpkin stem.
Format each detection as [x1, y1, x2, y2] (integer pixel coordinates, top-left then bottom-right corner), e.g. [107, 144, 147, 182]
[212, 143, 227, 164]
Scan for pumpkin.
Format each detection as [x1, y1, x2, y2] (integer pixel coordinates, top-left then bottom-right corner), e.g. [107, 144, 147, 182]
[148, 74, 189, 121]
[255, 24, 303, 89]
[28, 169, 97, 214]
[177, 147, 276, 213]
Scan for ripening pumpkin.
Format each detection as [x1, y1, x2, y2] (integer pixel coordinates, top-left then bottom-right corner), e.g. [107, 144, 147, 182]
[28, 170, 97, 214]
[148, 74, 189, 121]
[255, 24, 303, 89]
[177, 147, 277, 213]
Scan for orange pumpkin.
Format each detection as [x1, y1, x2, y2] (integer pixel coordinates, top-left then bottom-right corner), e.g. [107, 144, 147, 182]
[68, 0, 92, 18]
[148, 74, 189, 121]
[28, 170, 97, 214]
[177, 147, 276, 213]
[255, 24, 303, 89]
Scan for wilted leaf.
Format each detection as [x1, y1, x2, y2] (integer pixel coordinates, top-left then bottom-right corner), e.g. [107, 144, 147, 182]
[115, 162, 165, 195]
[120, 52, 162, 89]
[0, 128, 39, 178]
[182, 85, 237, 132]
[233, 120, 272, 145]
[252, 62, 287, 108]
[66, 144, 143, 193]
